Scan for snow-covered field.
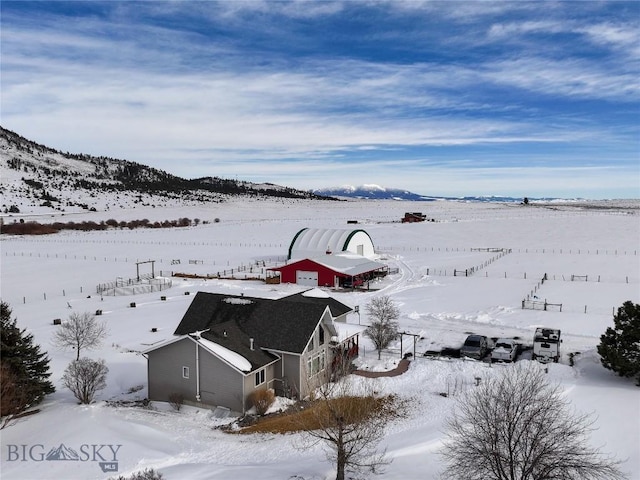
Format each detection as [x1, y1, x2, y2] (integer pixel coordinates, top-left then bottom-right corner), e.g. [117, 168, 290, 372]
[1, 198, 639, 480]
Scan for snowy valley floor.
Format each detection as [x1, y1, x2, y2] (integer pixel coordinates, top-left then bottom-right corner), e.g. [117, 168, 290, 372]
[1, 199, 639, 480]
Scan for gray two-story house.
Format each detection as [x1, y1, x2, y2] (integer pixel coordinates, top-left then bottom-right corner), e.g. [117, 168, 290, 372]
[144, 289, 362, 413]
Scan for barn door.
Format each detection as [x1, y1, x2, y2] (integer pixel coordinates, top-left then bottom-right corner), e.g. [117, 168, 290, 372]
[296, 270, 318, 286]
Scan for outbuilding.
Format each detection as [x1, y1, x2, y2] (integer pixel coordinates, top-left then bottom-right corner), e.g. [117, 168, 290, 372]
[269, 252, 387, 288]
[288, 228, 375, 260]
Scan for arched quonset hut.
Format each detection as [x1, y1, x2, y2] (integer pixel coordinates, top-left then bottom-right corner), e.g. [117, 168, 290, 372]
[288, 228, 375, 260]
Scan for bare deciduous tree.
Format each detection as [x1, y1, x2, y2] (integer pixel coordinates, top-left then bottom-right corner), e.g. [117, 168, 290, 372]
[364, 296, 400, 359]
[62, 358, 108, 404]
[53, 312, 108, 360]
[296, 373, 405, 480]
[440, 362, 626, 480]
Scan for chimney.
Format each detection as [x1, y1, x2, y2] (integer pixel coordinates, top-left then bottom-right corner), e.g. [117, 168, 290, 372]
[223, 330, 227, 338]
[249, 338, 254, 351]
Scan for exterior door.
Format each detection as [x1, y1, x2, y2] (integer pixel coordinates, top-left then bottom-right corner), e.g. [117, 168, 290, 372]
[296, 270, 318, 286]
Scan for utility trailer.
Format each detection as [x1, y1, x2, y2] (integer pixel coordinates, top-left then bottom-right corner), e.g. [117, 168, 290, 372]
[532, 328, 561, 363]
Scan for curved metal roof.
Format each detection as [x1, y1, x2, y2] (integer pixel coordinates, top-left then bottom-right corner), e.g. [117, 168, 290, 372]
[288, 228, 375, 260]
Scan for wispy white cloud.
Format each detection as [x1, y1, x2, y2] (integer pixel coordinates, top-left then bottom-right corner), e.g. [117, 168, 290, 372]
[579, 22, 640, 58]
[481, 56, 639, 100]
[487, 20, 566, 38]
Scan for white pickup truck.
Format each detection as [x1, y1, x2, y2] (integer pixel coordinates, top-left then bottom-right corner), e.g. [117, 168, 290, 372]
[491, 338, 518, 362]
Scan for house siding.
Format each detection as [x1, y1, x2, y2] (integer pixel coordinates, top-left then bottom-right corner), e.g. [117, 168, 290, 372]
[148, 337, 249, 413]
[299, 316, 333, 397]
[198, 347, 245, 413]
[147, 337, 198, 403]
[281, 352, 302, 398]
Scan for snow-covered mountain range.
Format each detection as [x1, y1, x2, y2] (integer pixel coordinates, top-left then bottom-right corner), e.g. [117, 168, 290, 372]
[313, 184, 435, 201]
[0, 127, 333, 215]
[312, 184, 557, 203]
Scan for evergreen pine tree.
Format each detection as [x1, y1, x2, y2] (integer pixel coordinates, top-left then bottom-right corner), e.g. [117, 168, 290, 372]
[1, 301, 55, 416]
[597, 301, 640, 385]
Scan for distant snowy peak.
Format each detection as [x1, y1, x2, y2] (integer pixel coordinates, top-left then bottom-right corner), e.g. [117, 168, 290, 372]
[314, 185, 432, 201]
[361, 184, 386, 192]
[312, 185, 567, 203]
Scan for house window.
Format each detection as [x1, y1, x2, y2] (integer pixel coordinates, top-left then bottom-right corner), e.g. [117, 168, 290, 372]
[307, 351, 326, 378]
[319, 327, 325, 345]
[255, 369, 265, 387]
[182, 366, 189, 379]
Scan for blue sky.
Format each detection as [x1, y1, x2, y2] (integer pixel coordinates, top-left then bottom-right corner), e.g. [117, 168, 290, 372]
[1, 1, 639, 198]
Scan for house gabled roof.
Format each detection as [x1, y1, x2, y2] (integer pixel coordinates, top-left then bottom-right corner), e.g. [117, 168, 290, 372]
[143, 334, 279, 374]
[281, 288, 353, 317]
[173, 291, 353, 359]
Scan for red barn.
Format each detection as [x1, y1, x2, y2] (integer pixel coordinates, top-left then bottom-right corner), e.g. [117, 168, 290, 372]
[269, 253, 387, 288]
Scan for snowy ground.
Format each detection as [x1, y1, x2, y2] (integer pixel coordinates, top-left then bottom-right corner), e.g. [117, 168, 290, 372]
[1, 198, 639, 480]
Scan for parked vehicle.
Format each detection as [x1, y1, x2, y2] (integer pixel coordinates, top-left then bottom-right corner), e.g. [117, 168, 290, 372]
[491, 338, 518, 363]
[342, 278, 364, 288]
[460, 334, 490, 360]
[532, 328, 561, 363]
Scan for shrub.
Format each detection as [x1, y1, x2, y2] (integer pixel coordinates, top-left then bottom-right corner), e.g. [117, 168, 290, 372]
[249, 389, 275, 416]
[62, 358, 108, 404]
[109, 468, 163, 480]
[168, 392, 184, 411]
